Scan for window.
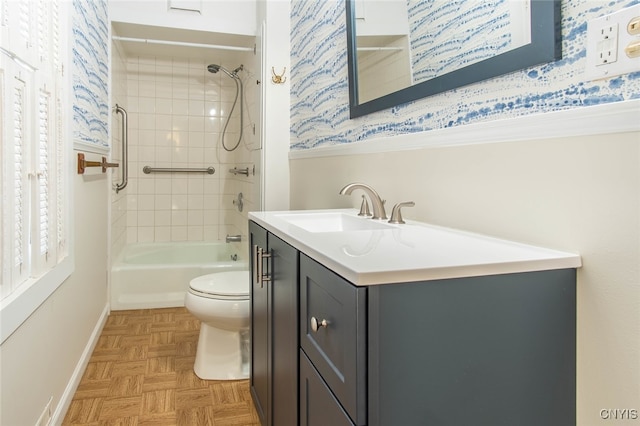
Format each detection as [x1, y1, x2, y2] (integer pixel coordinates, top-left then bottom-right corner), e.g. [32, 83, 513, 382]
[1, 0, 71, 342]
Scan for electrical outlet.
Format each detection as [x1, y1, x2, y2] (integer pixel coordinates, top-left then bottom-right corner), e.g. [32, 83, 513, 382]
[595, 23, 618, 65]
[586, 4, 640, 80]
[35, 397, 52, 426]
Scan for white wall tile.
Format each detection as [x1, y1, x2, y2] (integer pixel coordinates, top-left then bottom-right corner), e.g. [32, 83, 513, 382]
[172, 115, 189, 132]
[155, 211, 171, 226]
[139, 97, 155, 113]
[137, 227, 154, 243]
[187, 226, 204, 241]
[155, 226, 171, 242]
[171, 210, 188, 225]
[171, 178, 188, 194]
[120, 53, 255, 244]
[188, 194, 204, 210]
[172, 83, 189, 99]
[171, 226, 187, 241]
[156, 114, 173, 131]
[155, 194, 172, 210]
[138, 113, 156, 129]
[172, 195, 188, 211]
[138, 194, 155, 210]
[138, 177, 155, 194]
[156, 83, 172, 99]
[138, 210, 155, 226]
[187, 210, 203, 226]
[139, 80, 155, 97]
[173, 99, 189, 115]
[156, 98, 172, 114]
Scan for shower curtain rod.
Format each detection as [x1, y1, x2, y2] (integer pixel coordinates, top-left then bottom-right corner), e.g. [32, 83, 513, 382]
[112, 36, 254, 52]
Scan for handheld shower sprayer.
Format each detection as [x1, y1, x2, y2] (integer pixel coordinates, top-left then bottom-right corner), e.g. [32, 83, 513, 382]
[206, 63, 245, 151]
[207, 63, 243, 79]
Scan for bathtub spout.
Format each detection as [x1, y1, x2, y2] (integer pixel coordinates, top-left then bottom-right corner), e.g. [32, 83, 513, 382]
[226, 234, 242, 243]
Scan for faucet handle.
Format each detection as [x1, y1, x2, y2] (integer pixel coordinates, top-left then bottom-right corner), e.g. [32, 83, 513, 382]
[358, 195, 372, 217]
[388, 201, 415, 224]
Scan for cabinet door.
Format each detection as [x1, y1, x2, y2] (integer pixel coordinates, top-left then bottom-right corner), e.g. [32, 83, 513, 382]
[249, 221, 269, 424]
[300, 351, 355, 426]
[269, 234, 299, 426]
[249, 222, 300, 426]
[300, 254, 366, 425]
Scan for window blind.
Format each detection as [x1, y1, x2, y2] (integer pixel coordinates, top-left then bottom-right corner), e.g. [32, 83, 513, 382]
[1, 0, 67, 300]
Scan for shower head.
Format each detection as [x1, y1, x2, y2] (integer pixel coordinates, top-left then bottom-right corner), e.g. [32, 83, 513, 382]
[207, 63, 243, 79]
[207, 64, 222, 74]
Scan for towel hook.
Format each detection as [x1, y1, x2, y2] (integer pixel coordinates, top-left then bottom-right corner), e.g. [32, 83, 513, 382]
[271, 67, 286, 84]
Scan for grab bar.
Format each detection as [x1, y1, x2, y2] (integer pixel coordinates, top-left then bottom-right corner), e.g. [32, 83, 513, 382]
[114, 104, 128, 193]
[143, 166, 216, 174]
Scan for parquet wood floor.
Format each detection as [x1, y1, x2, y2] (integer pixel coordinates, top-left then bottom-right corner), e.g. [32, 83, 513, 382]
[62, 307, 260, 426]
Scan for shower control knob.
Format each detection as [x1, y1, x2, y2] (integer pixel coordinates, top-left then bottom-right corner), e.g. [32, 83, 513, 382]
[310, 317, 328, 332]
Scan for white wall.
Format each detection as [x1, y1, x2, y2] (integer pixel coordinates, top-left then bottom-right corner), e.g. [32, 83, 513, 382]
[0, 167, 110, 425]
[258, 0, 291, 211]
[109, 0, 256, 36]
[290, 118, 640, 425]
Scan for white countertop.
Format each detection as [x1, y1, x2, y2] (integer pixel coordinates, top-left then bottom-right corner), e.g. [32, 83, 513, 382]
[249, 209, 582, 286]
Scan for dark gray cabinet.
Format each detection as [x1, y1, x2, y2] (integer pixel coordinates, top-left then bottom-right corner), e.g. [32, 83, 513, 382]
[249, 221, 299, 426]
[249, 220, 577, 426]
[299, 254, 366, 425]
[300, 350, 355, 426]
[367, 269, 576, 426]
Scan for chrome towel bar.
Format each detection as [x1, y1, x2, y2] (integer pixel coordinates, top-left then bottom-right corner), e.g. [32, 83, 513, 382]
[143, 166, 216, 175]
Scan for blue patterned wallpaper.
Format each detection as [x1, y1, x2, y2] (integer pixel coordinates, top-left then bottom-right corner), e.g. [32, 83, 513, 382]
[290, 0, 640, 150]
[72, 0, 109, 150]
[409, 0, 512, 83]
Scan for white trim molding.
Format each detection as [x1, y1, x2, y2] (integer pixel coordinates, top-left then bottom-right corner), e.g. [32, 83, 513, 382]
[51, 303, 109, 425]
[289, 100, 640, 160]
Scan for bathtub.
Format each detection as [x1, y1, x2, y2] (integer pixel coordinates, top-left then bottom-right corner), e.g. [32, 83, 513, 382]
[111, 242, 248, 310]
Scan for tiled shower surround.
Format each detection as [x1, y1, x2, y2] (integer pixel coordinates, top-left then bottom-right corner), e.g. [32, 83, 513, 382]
[113, 53, 257, 247]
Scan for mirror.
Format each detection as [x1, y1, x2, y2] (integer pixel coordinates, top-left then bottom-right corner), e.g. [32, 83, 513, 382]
[346, 0, 561, 118]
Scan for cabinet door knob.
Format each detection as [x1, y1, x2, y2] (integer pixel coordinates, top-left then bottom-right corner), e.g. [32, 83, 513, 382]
[310, 316, 328, 332]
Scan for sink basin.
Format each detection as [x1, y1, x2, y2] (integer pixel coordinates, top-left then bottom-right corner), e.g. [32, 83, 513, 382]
[276, 212, 393, 233]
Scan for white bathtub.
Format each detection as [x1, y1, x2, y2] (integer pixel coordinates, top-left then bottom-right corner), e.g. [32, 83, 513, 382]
[111, 242, 248, 310]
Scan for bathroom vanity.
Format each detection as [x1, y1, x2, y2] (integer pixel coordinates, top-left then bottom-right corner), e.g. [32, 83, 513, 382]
[249, 210, 581, 426]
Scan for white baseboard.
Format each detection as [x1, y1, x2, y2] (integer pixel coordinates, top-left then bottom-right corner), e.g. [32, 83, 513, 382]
[50, 303, 109, 425]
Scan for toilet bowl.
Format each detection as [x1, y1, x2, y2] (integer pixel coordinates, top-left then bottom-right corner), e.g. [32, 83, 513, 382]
[184, 270, 250, 380]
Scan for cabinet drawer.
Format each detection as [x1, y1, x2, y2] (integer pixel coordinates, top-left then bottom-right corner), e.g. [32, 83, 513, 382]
[299, 254, 366, 425]
[300, 350, 355, 426]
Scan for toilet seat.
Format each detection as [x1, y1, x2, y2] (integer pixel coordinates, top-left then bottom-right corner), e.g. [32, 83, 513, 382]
[189, 271, 250, 300]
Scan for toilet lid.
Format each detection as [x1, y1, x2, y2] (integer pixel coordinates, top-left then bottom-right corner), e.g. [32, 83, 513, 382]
[189, 271, 250, 299]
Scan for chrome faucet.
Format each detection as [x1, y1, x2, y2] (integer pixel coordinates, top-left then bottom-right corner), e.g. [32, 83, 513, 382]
[226, 234, 242, 243]
[339, 182, 387, 220]
[388, 201, 415, 224]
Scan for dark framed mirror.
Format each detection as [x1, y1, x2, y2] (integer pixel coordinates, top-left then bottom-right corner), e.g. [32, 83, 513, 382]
[346, 0, 562, 119]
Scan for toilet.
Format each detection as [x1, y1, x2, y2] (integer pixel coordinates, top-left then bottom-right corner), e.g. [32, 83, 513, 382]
[184, 270, 250, 380]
